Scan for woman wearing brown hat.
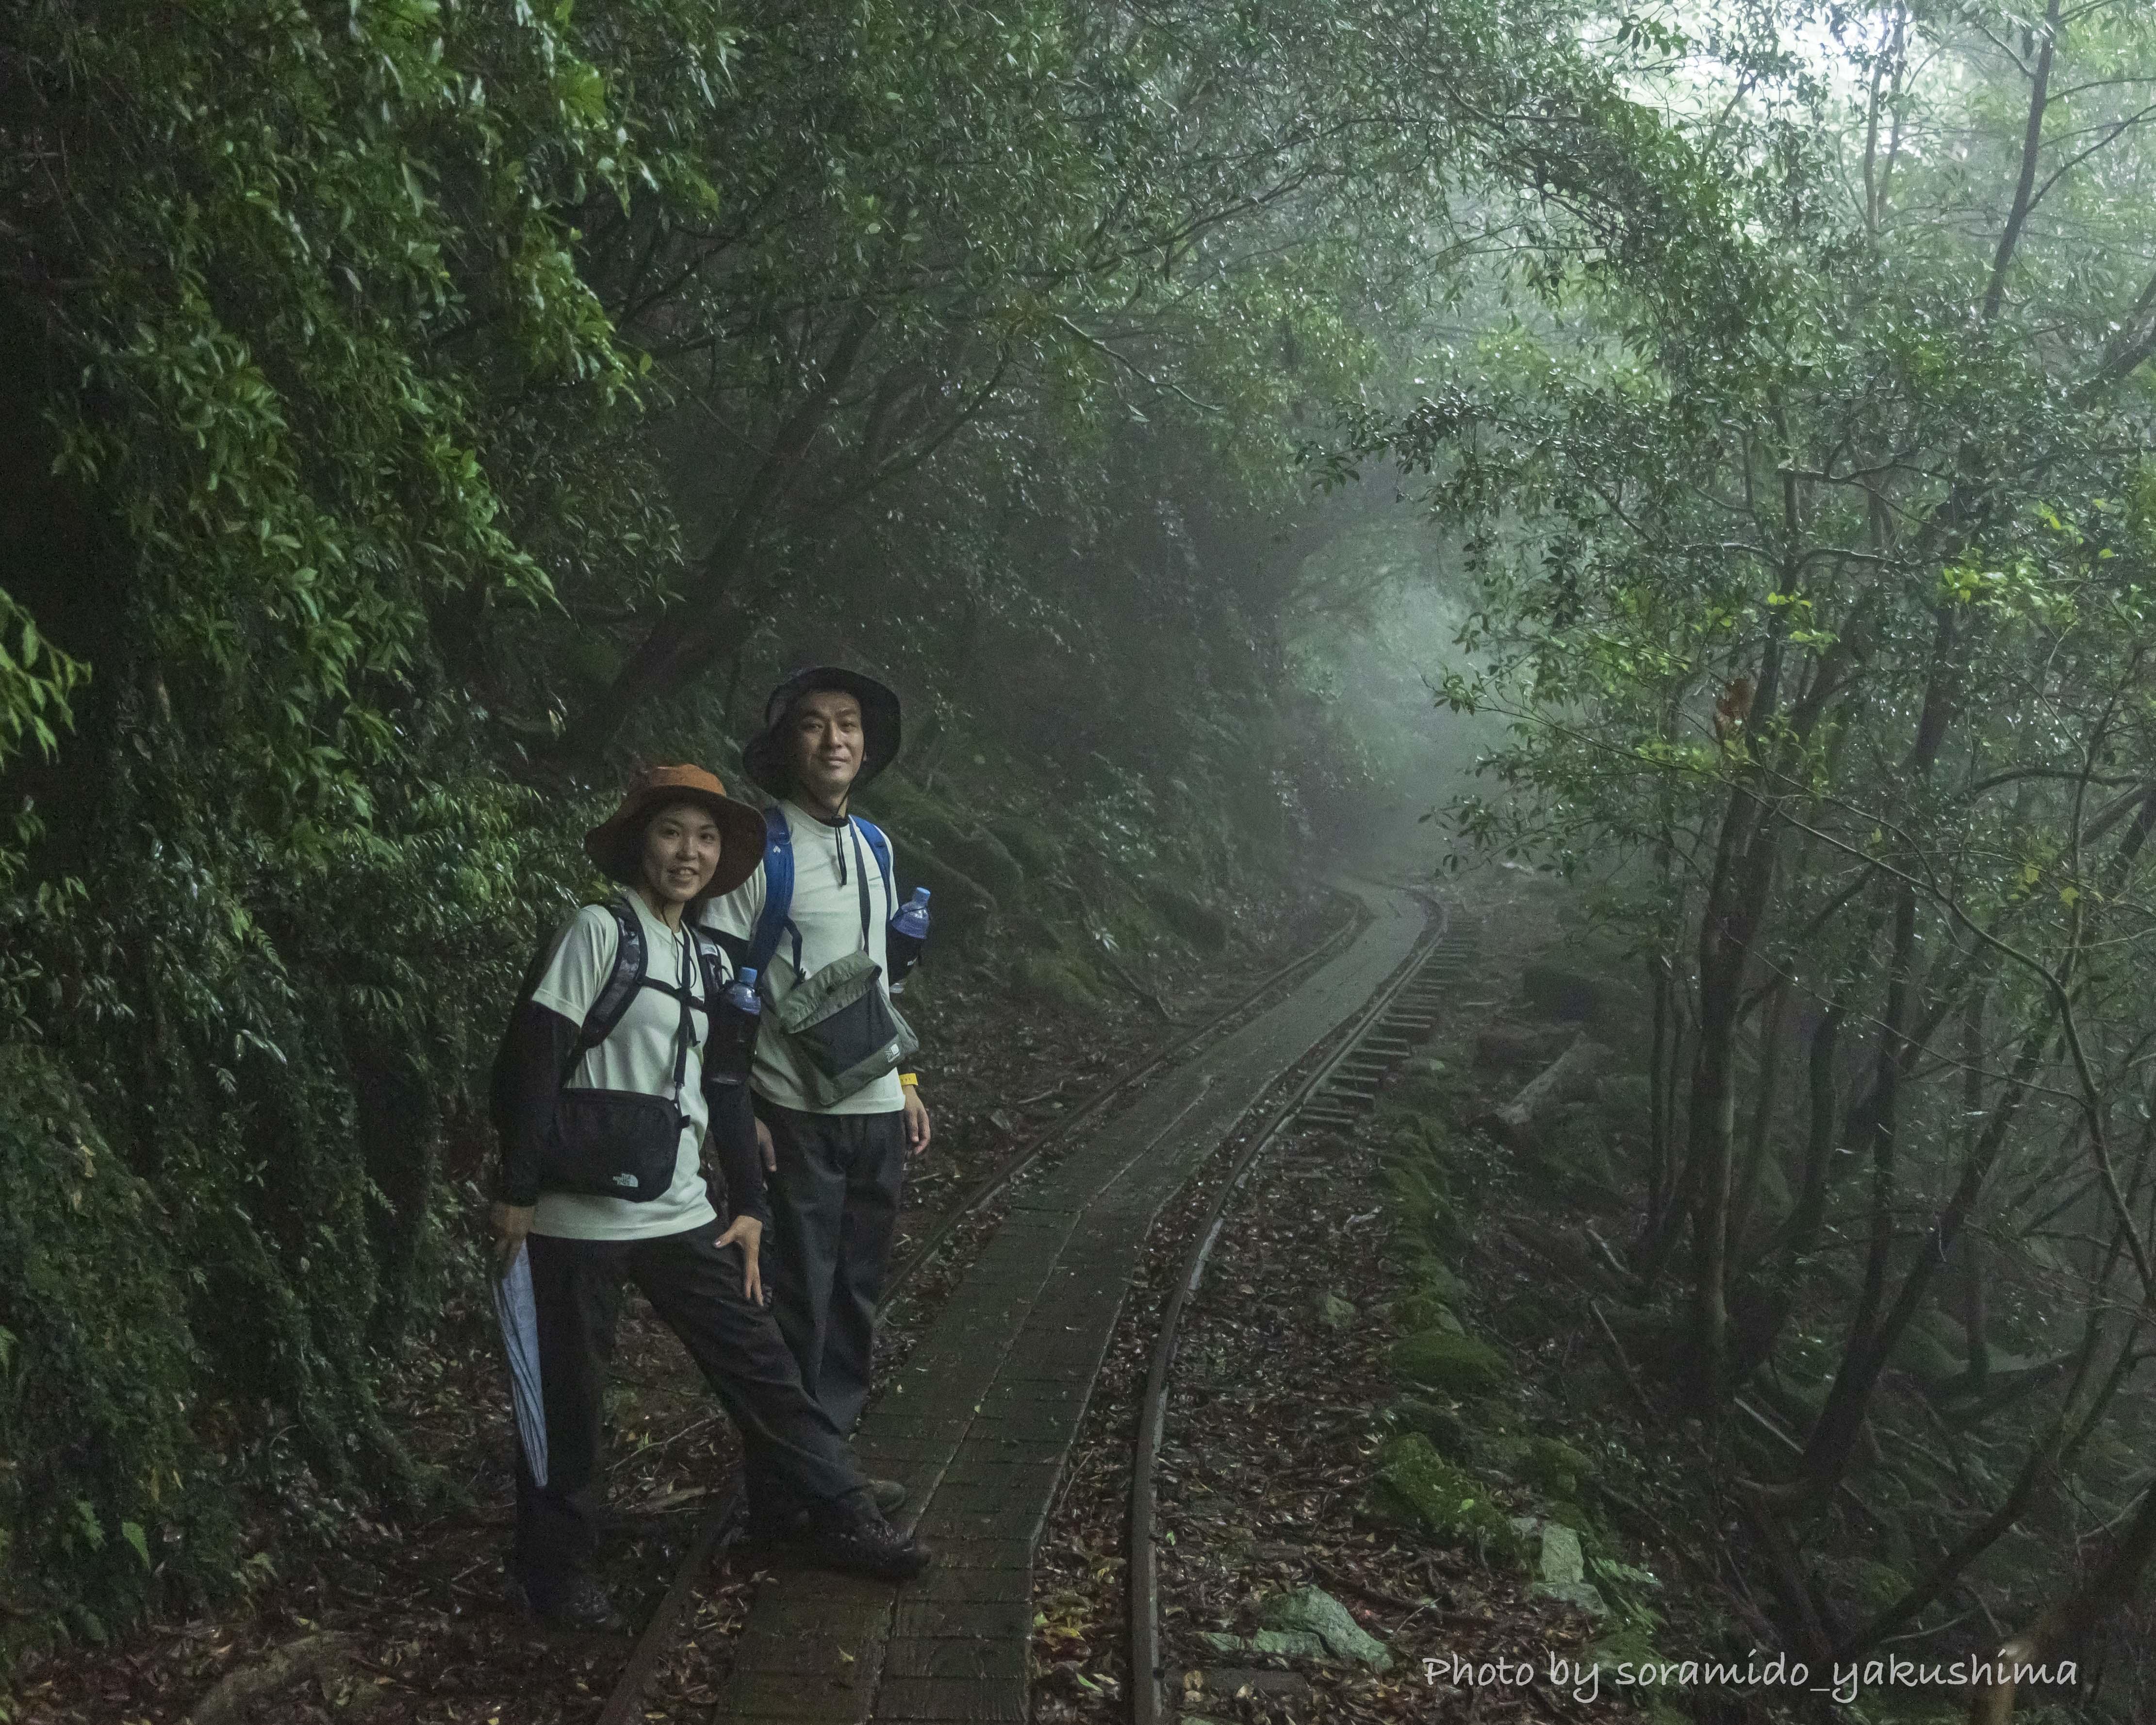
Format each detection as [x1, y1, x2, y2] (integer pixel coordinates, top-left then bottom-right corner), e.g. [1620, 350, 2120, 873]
[490, 764, 927, 1628]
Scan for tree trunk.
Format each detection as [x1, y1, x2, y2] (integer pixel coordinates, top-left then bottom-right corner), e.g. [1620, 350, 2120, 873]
[1731, 980, 1791, 1250]
[1782, 995, 1843, 1258]
[1483, 1033, 1607, 1147]
[1970, 1480, 2156, 1725]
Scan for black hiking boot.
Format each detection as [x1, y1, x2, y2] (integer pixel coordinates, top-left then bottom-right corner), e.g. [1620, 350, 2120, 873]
[804, 1498, 931, 1581]
[512, 1567, 623, 1632]
[742, 1500, 810, 1544]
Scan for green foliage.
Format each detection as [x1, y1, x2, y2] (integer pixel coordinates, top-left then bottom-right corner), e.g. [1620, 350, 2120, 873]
[0, 597, 87, 778]
[0, 1047, 237, 1653]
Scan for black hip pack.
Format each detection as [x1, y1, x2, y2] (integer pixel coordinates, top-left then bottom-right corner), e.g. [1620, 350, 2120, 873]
[494, 896, 730, 1202]
[543, 1087, 681, 1202]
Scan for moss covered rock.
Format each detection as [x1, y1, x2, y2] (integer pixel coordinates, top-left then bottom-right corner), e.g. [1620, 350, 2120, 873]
[939, 829, 1027, 904]
[1257, 1586, 1392, 1670]
[1371, 1436, 1530, 1561]
[1393, 1292, 1465, 1334]
[1417, 1259, 1466, 1305]
[1388, 1330, 1509, 1396]
[1014, 951, 1106, 1012]
[1521, 1436, 1595, 1498]
[986, 817, 1064, 879]
[1384, 1157, 1466, 1250]
[1381, 1397, 1469, 1452]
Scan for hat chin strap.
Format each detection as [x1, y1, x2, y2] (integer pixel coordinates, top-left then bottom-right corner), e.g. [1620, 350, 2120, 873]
[787, 758, 858, 821]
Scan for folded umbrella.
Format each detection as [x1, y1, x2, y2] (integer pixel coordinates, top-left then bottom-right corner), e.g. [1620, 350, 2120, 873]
[492, 1249, 548, 1488]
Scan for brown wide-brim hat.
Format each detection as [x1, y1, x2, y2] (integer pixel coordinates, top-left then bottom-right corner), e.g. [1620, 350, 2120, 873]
[583, 764, 766, 899]
[741, 664, 903, 800]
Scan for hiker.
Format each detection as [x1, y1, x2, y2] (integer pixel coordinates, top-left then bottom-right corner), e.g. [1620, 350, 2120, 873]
[699, 668, 931, 1525]
[489, 763, 927, 1629]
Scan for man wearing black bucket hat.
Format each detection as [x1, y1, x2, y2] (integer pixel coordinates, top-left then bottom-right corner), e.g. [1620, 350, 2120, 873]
[700, 667, 930, 1525]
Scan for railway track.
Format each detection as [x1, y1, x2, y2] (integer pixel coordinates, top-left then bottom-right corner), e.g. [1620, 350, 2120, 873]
[595, 895, 1370, 1724]
[1128, 908, 1478, 1725]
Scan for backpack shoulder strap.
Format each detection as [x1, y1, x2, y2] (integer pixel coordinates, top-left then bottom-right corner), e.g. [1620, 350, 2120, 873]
[574, 894, 646, 1056]
[852, 817, 894, 915]
[689, 921, 728, 1002]
[744, 804, 797, 977]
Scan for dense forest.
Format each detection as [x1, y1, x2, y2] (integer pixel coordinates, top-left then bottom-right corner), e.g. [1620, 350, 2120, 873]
[7, 0, 2156, 1721]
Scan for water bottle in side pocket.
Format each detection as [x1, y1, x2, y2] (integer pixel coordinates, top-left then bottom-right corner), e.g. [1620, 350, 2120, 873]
[706, 966, 762, 1083]
[887, 888, 930, 990]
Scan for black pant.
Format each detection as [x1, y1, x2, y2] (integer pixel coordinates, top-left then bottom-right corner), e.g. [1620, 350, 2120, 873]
[750, 1100, 906, 1446]
[514, 1225, 866, 1590]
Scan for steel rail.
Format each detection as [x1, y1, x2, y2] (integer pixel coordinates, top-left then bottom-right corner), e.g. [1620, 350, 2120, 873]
[594, 894, 1366, 1725]
[1128, 896, 1466, 1725]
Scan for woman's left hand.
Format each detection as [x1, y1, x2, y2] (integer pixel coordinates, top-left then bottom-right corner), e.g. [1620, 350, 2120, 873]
[716, 1213, 765, 1304]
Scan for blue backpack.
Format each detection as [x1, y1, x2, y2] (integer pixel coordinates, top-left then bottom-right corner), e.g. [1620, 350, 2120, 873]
[741, 803, 895, 984]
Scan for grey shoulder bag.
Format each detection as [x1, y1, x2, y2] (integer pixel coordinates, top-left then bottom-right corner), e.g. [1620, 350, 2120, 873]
[766, 821, 918, 1108]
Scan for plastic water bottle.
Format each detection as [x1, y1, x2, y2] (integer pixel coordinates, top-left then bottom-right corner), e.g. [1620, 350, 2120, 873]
[888, 889, 930, 991]
[708, 966, 762, 1083]
[725, 966, 763, 1017]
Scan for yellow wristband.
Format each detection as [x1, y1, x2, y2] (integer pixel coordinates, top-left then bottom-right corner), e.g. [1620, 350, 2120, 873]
[899, 1073, 919, 1087]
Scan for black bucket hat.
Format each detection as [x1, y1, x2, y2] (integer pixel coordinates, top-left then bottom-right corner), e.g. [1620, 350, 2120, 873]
[741, 665, 903, 800]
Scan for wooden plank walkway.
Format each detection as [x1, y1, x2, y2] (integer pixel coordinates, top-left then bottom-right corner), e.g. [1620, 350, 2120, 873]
[712, 881, 1430, 1725]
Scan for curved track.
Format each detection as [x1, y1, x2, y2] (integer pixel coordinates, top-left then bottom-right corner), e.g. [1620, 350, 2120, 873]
[1128, 910, 1478, 1725]
[599, 881, 1433, 1725]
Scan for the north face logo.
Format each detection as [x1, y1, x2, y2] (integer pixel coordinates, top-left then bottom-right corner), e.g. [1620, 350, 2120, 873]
[611, 1172, 639, 1189]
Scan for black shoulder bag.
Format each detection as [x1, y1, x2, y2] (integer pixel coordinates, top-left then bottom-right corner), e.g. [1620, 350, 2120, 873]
[540, 917, 705, 1202]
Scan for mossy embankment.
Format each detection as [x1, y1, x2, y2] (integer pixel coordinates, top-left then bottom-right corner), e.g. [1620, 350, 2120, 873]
[1354, 899, 1691, 1716]
[1338, 876, 1992, 1725]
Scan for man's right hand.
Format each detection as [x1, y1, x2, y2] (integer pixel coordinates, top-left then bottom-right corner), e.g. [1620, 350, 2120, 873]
[756, 1115, 776, 1173]
[491, 1201, 535, 1277]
